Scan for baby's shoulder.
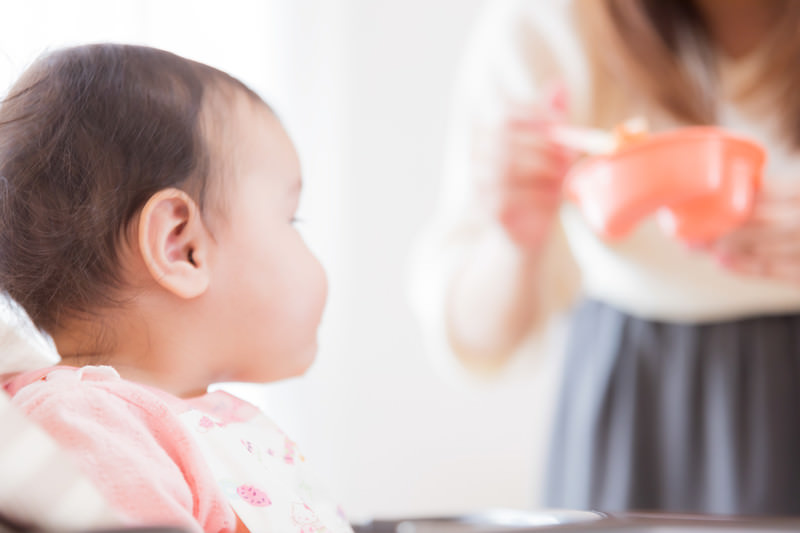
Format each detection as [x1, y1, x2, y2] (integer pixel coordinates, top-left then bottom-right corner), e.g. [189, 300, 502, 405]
[6, 365, 179, 425]
[3, 368, 237, 529]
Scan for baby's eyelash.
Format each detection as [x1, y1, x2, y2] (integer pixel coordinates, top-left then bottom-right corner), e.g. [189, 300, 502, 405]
[291, 217, 303, 225]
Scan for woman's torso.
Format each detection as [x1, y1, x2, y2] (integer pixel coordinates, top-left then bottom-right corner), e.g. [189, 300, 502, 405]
[546, 0, 800, 322]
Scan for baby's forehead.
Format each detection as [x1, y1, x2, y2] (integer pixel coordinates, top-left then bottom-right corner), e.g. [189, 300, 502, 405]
[200, 87, 275, 166]
[214, 83, 277, 125]
[196, 89, 295, 211]
[205, 80, 272, 125]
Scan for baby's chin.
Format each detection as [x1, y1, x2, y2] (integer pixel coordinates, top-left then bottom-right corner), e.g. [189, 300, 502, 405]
[286, 338, 320, 378]
[235, 339, 320, 384]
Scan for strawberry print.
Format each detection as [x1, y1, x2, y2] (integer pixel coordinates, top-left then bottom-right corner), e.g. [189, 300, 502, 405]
[198, 416, 216, 430]
[241, 439, 255, 454]
[237, 484, 271, 507]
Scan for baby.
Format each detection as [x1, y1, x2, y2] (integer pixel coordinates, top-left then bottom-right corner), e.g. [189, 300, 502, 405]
[0, 44, 350, 533]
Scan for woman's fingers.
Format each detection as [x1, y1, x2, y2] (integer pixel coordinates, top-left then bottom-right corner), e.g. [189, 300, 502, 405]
[481, 179, 564, 218]
[718, 254, 800, 285]
[750, 200, 800, 224]
[715, 233, 800, 258]
[470, 100, 574, 248]
[473, 143, 569, 187]
[477, 175, 564, 248]
[710, 212, 800, 284]
[713, 211, 800, 252]
[494, 193, 561, 247]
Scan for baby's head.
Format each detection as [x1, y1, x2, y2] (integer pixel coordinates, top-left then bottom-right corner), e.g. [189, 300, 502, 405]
[0, 44, 327, 394]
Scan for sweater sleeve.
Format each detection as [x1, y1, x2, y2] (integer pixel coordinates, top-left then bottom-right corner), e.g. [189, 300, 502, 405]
[10, 367, 237, 533]
[407, 0, 583, 375]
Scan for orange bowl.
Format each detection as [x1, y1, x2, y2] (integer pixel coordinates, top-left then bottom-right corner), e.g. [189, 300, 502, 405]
[565, 126, 766, 242]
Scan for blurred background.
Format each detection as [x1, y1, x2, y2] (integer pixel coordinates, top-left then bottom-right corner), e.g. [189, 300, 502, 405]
[0, 0, 562, 520]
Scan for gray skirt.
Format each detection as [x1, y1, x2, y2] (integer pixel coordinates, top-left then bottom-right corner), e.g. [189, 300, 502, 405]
[544, 299, 800, 515]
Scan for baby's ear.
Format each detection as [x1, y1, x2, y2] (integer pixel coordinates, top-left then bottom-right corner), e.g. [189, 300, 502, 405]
[137, 188, 210, 299]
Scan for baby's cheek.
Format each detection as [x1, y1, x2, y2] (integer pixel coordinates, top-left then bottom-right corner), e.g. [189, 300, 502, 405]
[310, 256, 328, 316]
[287, 247, 327, 325]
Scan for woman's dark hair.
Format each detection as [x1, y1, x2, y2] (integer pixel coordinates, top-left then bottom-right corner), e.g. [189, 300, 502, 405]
[0, 44, 262, 332]
[576, 0, 800, 146]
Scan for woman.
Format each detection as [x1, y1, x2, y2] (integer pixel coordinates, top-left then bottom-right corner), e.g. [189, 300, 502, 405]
[411, 0, 800, 515]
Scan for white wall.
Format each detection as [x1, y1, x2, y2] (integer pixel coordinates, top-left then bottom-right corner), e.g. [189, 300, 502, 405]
[247, 0, 563, 521]
[0, 0, 563, 521]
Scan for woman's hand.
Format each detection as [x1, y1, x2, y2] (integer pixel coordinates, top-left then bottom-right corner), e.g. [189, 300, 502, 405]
[706, 181, 800, 284]
[446, 95, 576, 363]
[474, 106, 576, 251]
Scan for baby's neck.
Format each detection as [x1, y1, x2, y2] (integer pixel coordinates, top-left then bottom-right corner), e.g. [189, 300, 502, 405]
[56, 352, 207, 398]
[53, 315, 213, 399]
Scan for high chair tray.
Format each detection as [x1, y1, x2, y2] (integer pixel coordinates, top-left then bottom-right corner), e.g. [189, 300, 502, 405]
[351, 509, 800, 532]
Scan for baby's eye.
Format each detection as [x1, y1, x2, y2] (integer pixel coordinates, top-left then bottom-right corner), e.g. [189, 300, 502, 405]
[291, 216, 303, 225]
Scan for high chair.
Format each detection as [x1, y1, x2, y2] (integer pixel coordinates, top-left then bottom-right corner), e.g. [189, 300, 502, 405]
[0, 294, 190, 533]
[0, 388, 196, 533]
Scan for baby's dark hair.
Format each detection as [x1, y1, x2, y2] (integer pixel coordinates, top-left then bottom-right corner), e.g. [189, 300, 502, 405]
[0, 44, 263, 333]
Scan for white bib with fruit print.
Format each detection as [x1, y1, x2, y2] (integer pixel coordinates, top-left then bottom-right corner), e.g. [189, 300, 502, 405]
[177, 390, 352, 533]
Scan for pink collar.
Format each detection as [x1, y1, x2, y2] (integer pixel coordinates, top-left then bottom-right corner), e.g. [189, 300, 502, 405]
[2, 365, 76, 396]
